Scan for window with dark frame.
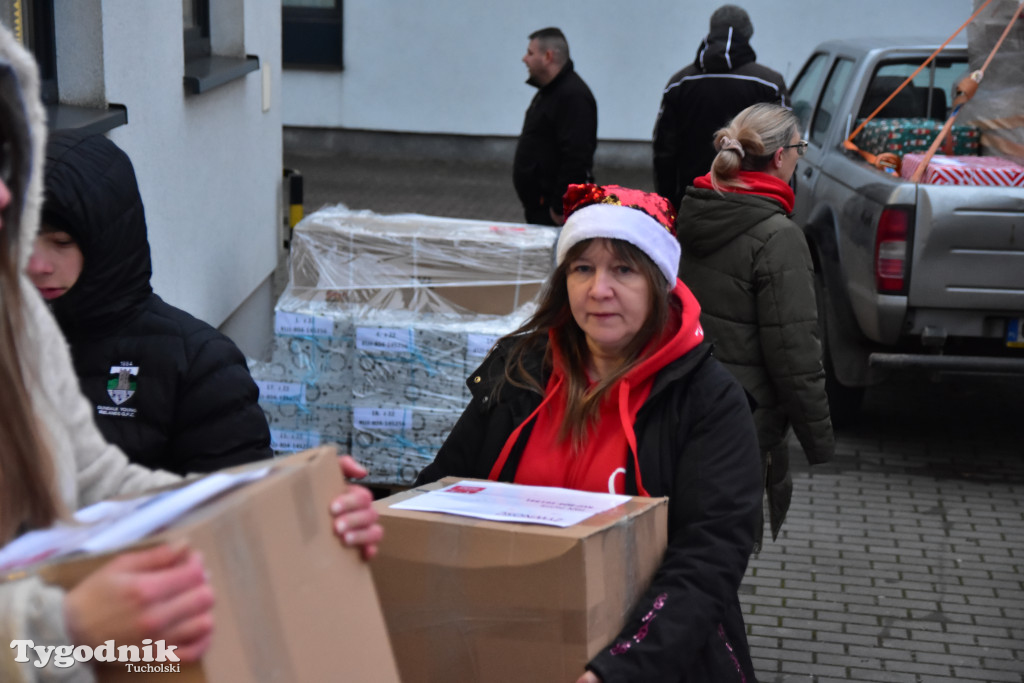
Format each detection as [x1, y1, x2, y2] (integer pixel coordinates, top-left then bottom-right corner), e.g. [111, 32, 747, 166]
[282, 0, 343, 69]
[181, 0, 259, 96]
[5, 0, 126, 134]
[183, 0, 211, 61]
[8, 0, 58, 104]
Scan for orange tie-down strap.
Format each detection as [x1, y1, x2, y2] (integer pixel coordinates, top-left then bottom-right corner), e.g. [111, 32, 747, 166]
[909, 2, 1023, 183]
[841, 0, 997, 175]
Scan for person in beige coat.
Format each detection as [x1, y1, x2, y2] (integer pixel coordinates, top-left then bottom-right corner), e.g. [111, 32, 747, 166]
[0, 25, 382, 683]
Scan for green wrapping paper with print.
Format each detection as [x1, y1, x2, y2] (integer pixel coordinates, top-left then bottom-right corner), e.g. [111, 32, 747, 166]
[854, 117, 981, 157]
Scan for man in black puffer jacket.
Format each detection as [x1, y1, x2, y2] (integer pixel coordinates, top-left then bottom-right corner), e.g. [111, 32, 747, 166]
[653, 5, 788, 210]
[513, 27, 597, 226]
[26, 131, 271, 475]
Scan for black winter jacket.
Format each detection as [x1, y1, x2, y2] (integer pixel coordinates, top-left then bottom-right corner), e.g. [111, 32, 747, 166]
[513, 60, 597, 224]
[42, 132, 271, 475]
[416, 337, 762, 683]
[653, 29, 788, 209]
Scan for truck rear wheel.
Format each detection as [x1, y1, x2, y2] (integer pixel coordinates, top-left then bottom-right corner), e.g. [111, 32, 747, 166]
[816, 273, 865, 428]
[823, 348, 865, 429]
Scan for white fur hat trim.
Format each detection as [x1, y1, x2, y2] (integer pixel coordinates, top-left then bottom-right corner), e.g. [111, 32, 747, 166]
[556, 203, 680, 286]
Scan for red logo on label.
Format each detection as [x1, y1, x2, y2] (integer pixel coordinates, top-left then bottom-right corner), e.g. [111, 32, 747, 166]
[447, 485, 486, 494]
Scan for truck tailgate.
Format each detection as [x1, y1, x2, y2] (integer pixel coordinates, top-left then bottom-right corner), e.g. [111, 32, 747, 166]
[910, 184, 1024, 311]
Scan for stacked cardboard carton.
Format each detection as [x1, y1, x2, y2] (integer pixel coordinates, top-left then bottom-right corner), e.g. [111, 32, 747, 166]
[251, 207, 558, 486]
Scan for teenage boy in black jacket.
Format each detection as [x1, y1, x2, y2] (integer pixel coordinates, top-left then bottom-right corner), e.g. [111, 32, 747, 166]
[27, 131, 271, 475]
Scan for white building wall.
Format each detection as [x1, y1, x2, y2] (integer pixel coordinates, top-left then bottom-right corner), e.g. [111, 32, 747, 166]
[283, 0, 974, 140]
[52, 0, 282, 357]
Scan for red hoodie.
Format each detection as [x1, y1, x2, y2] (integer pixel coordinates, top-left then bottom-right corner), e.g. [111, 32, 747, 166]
[488, 280, 705, 496]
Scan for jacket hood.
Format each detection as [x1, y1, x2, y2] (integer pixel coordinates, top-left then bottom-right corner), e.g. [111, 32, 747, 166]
[693, 26, 756, 74]
[0, 25, 47, 272]
[676, 183, 787, 257]
[44, 132, 153, 341]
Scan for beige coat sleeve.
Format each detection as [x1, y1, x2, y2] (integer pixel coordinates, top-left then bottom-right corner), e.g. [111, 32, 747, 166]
[0, 286, 183, 682]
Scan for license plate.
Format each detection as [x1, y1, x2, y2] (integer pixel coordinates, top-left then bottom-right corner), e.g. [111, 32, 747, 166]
[1007, 318, 1024, 348]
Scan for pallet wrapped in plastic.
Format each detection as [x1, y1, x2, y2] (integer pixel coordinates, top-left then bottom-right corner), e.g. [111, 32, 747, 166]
[251, 207, 556, 486]
[287, 205, 557, 316]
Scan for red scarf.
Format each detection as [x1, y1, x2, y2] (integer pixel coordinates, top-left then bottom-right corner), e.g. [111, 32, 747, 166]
[488, 280, 705, 496]
[693, 171, 795, 214]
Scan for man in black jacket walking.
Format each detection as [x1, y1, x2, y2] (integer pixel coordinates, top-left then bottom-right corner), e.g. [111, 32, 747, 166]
[653, 5, 789, 210]
[513, 27, 597, 226]
[26, 132, 272, 476]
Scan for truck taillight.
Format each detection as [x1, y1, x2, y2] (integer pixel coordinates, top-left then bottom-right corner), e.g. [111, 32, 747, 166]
[875, 208, 910, 293]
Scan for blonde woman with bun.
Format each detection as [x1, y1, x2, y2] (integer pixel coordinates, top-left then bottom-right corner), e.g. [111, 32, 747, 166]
[676, 102, 835, 548]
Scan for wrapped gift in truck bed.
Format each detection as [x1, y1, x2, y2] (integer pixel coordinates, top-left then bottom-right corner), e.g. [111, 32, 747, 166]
[900, 153, 1024, 186]
[853, 117, 981, 157]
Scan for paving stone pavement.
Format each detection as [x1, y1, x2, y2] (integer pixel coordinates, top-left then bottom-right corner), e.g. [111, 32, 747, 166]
[284, 130, 1024, 683]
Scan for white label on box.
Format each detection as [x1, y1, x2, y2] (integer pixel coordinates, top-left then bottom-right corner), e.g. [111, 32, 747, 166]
[256, 380, 306, 404]
[275, 311, 333, 337]
[390, 480, 631, 528]
[467, 334, 500, 358]
[356, 327, 413, 352]
[353, 407, 413, 431]
[271, 428, 321, 452]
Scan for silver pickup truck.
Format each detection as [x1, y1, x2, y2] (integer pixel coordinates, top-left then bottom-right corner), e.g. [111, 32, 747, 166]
[789, 37, 1024, 423]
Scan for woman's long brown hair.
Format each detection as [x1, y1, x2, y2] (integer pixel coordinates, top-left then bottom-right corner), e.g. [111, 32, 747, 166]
[0, 62, 62, 545]
[498, 238, 675, 451]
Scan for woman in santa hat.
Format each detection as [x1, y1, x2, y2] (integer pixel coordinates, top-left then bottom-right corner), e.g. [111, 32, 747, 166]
[417, 184, 762, 683]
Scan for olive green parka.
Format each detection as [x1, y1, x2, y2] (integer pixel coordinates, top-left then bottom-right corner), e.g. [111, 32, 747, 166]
[676, 185, 834, 542]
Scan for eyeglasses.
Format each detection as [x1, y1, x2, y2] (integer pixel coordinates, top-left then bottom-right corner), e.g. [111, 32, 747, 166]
[782, 140, 808, 157]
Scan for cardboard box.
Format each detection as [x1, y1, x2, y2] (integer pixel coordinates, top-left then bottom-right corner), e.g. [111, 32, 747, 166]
[13, 447, 400, 683]
[287, 206, 557, 316]
[250, 298, 528, 487]
[370, 478, 669, 683]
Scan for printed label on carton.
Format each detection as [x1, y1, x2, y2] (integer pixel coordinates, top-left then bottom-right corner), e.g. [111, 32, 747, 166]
[256, 380, 307, 404]
[467, 334, 500, 358]
[353, 407, 413, 431]
[356, 327, 414, 353]
[275, 311, 333, 337]
[270, 428, 321, 452]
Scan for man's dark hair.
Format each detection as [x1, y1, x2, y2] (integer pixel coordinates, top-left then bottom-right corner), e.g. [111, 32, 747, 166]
[529, 27, 570, 64]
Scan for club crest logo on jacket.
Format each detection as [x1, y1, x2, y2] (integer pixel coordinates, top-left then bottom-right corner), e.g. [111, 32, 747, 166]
[99, 364, 139, 418]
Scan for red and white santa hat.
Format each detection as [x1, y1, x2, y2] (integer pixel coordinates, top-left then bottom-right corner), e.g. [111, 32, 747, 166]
[556, 184, 680, 288]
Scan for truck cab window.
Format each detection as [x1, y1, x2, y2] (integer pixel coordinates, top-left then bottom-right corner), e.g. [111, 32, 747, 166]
[859, 58, 968, 121]
[810, 58, 854, 145]
[789, 53, 829, 134]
